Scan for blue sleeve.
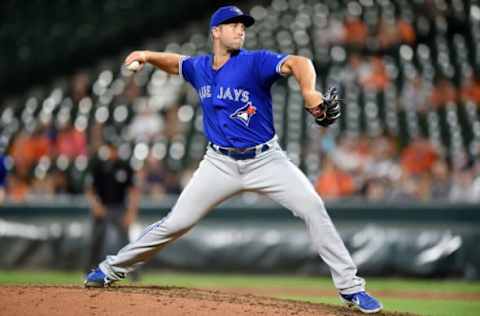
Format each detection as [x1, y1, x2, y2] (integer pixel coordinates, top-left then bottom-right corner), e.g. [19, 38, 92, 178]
[179, 56, 196, 88]
[255, 50, 289, 86]
[0, 156, 6, 187]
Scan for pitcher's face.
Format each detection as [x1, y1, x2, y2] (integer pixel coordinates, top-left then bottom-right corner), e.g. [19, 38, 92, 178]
[212, 22, 246, 50]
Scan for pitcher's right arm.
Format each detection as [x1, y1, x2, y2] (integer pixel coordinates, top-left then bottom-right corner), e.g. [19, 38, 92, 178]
[124, 51, 184, 75]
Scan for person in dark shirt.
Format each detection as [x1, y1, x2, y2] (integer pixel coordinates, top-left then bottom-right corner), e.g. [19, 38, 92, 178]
[85, 141, 140, 272]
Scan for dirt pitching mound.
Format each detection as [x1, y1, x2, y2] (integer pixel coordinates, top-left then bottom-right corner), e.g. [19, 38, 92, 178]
[0, 285, 416, 316]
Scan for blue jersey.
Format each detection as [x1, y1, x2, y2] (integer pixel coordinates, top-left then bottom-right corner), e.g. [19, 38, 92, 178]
[180, 49, 288, 148]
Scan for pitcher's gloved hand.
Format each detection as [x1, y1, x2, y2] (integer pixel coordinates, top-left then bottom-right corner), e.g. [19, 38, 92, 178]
[306, 86, 342, 127]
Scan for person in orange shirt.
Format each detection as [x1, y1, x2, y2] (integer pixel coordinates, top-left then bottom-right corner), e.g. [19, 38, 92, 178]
[400, 137, 439, 175]
[315, 156, 356, 199]
[398, 19, 416, 44]
[31, 126, 52, 161]
[9, 131, 37, 173]
[429, 77, 458, 108]
[343, 14, 368, 48]
[56, 121, 87, 159]
[10, 126, 52, 171]
[461, 73, 480, 103]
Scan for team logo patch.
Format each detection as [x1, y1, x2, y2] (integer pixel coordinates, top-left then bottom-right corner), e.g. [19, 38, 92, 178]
[230, 102, 257, 127]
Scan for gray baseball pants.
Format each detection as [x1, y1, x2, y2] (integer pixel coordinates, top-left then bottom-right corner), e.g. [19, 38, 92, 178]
[100, 140, 365, 294]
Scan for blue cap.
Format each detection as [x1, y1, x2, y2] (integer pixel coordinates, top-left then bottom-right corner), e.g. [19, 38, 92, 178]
[210, 6, 255, 29]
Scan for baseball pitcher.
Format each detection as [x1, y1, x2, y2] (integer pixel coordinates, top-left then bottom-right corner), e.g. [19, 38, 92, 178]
[85, 6, 382, 313]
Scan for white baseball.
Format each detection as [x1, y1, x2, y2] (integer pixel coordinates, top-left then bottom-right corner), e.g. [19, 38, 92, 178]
[127, 60, 142, 72]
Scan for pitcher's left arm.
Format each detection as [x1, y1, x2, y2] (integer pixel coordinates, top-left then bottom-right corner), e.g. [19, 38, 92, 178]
[280, 56, 341, 127]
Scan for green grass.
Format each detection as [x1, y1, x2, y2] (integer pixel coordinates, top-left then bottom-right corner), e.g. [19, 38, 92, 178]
[1, 270, 479, 316]
[144, 273, 480, 293]
[0, 270, 84, 284]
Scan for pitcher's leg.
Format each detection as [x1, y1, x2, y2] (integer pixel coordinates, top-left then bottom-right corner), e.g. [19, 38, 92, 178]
[112, 215, 141, 281]
[100, 155, 242, 279]
[245, 151, 364, 294]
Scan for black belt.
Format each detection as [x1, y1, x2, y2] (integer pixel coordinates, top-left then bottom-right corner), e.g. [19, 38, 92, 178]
[209, 142, 272, 160]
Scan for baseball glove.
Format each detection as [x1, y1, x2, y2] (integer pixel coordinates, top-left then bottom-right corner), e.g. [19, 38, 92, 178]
[306, 86, 342, 127]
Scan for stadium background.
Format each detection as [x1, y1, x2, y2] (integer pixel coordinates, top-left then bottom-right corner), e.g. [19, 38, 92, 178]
[1, 1, 480, 315]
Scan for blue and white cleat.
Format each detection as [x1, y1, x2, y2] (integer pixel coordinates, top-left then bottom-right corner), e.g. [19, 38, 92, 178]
[84, 268, 115, 288]
[340, 291, 383, 314]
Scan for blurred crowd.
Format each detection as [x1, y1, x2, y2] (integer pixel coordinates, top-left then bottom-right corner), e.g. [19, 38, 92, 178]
[0, 66, 478, 204]
[1, 0, 480, 204]
[315, 132, 480, 202]
[0, 72, 188, 204]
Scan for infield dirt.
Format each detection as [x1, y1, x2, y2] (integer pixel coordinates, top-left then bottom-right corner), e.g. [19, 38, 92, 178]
[0, 285, 418, 316]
